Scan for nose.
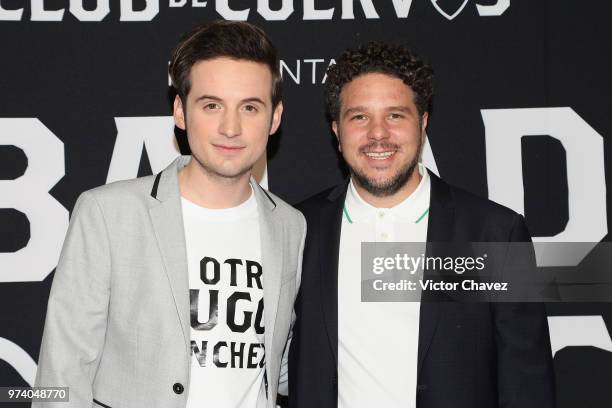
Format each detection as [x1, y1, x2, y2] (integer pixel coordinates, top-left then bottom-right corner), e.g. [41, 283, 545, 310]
[219, 109, 242, 138]
[367, 117, 389, 141]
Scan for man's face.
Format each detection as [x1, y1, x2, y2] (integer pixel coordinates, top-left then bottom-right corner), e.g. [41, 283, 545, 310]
[174, 57, 282, 180]
[332, 73, 428, 197]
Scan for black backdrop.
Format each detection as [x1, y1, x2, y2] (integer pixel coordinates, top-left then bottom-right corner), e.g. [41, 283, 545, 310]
[1, 0, 612, 406]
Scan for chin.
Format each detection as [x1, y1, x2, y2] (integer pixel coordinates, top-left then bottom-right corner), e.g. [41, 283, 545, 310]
[216, 168, 252, 179]
[198, 161, 251, 180]
[351, 160, 418, 197]
[361, 170, 398, 185]
[225, 162, 258, 178]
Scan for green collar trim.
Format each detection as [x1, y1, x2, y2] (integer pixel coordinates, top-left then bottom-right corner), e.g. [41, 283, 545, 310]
[415, 208, 429, 224]
[343, 205, 354, 224]
[342, 206, 430, 225]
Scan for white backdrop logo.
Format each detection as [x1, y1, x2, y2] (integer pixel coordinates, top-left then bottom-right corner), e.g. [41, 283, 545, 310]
[482, 107, 607, 267]
[0, 0, 511, 22]
[480, 107, 610, 359]
[0, 119, 68, 283]
[431, 0, 510, 20]
[0, 337, 37, 386]
[430, 0, 469, 20]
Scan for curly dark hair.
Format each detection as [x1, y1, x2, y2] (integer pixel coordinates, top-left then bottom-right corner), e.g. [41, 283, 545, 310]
[324, 41, 434, 121]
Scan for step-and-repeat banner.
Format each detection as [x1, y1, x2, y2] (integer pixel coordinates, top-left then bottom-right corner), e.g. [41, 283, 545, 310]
[1, 0, 611, 405]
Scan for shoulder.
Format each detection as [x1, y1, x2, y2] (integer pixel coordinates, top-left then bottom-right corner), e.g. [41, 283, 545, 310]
[451, 184, 518, 221]
[74, 174, 157, 214]
[86, 174, 156, 199]
[435, 175, 528, 240]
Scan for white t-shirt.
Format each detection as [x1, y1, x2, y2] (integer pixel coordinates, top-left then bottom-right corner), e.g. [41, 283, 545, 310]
[182, 189, 266, 408]
[338, 164, 431, 408]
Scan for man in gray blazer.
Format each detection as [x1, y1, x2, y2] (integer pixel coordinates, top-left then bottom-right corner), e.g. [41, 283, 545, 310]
[34, 21, 305, 408]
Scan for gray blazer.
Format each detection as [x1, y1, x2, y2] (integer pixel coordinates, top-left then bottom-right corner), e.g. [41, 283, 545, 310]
[34, 156, 306, 408]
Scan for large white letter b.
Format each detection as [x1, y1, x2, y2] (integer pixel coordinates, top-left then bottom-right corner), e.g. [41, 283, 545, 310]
[0, 119, 68, 282]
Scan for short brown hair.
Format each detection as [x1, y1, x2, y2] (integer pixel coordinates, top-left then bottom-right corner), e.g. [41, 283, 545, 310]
[169, 20, 282, 106]
[325, 41, 434, 121]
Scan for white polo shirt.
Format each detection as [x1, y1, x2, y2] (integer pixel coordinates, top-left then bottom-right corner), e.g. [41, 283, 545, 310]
[338, 164, 431, 408]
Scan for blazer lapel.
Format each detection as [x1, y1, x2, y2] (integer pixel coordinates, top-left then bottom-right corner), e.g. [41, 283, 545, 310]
[319, 182, 348, 362]
[148, 157, 191, 345]
[418, 170, 455, 375]
[251, 182, 284, 382]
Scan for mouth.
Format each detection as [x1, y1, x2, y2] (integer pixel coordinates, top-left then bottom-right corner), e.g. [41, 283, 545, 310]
[363, 150, 397, 160]
[213, 144, 245, 153]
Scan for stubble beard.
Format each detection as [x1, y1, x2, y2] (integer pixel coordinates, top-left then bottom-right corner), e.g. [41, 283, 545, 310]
[347, 140, 423, 198]
[192, 154, 254, 183]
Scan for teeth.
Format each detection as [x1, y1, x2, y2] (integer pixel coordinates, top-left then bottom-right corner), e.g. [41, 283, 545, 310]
[365, 151, 395, 160]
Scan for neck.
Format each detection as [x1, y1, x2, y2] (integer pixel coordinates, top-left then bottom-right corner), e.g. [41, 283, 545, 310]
[179, 159, 252, 209]
[353, 169, 422, 208]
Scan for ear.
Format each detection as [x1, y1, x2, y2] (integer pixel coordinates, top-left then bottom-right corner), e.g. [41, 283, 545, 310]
[332, 121, 341, 152]
[269, 102, 284, 135]
[420, 112, 429, 143]
[421, 112, 429, 131]
[173, 95, 186, 130]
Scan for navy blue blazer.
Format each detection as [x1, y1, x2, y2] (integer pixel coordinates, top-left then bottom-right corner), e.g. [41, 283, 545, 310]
[288, 171, 555, 408]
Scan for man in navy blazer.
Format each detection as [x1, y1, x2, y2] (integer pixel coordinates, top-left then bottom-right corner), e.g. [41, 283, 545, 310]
[287, 42, 555, 407]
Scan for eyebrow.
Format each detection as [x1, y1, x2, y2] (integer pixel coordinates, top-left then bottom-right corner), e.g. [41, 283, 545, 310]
[195, 95, 222, 103]
[242, 97, 267, 106]
[387, 106, 413, 113]
[342, 105, 413, 117]
[342, 106, 367, 117]
[194, 95, 267, 106]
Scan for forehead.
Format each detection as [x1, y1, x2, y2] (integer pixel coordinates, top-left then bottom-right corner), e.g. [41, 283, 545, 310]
[340, 72, 415, 108]
[188, 57, 273, 101]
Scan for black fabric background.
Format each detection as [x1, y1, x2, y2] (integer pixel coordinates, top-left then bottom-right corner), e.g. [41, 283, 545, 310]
[1, 0, 611, 405]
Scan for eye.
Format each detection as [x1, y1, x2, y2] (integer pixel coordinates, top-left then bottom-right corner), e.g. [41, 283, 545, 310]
[243, 104, 258, 113]
[203, 102, 220, 110]
[389, 112, 405, 119]
[351, 114, 367, 121]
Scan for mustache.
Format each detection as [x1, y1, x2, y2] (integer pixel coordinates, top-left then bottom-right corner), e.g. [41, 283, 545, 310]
[359, 142, 400, 153]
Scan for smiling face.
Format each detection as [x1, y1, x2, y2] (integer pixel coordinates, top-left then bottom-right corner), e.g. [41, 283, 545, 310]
[174, 57, 282, 181]
[333, 72, 428, 198]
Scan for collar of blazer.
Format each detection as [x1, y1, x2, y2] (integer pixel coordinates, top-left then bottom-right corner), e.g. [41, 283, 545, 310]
[146, 155, 285, 384]
[318, 168, 455, 378]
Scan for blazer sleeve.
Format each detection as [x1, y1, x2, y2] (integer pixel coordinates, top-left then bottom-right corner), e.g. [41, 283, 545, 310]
[278, 212, 307, 399]
[494, 214, 556, 408]
[33, 191, 111, 407]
